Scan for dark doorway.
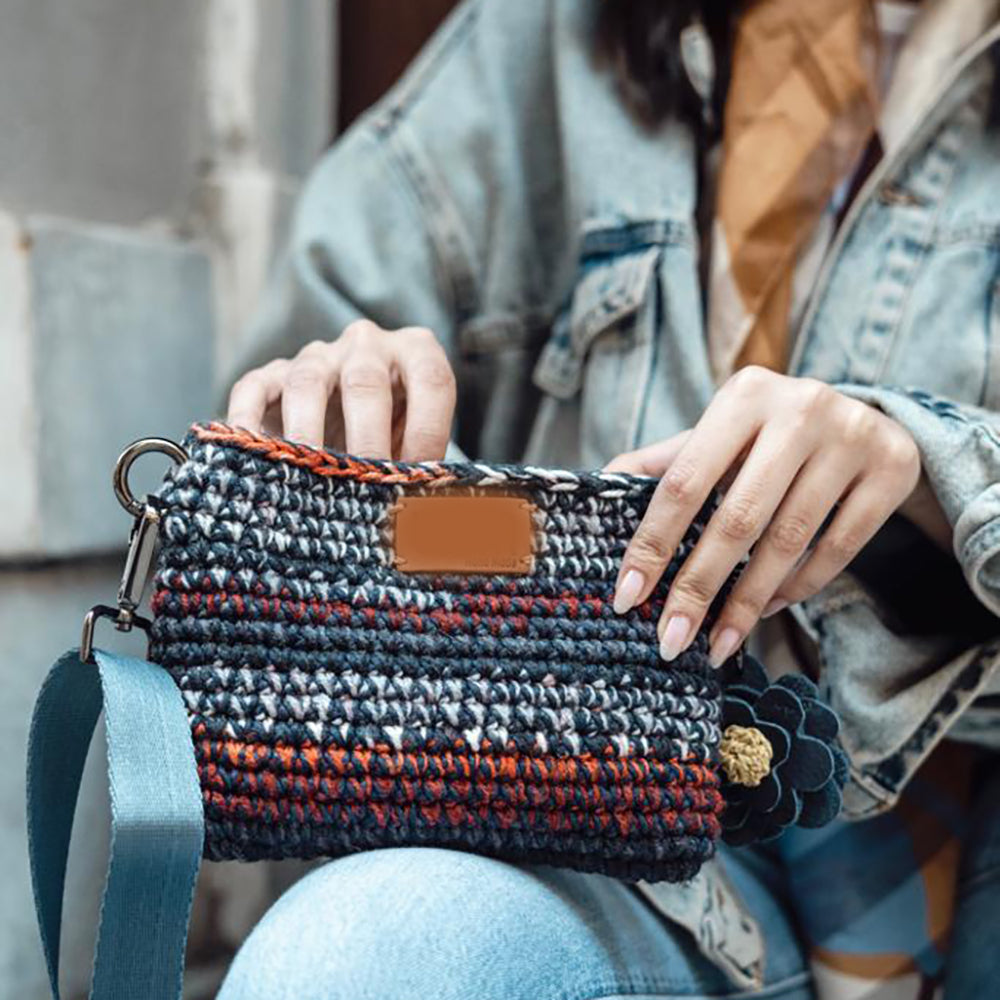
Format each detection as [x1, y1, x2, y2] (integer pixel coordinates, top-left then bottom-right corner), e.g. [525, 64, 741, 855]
[337, 0, 460, 131]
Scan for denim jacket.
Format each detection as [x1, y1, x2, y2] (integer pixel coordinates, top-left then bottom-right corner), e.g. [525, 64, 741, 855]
[235, 0, 1000, 823]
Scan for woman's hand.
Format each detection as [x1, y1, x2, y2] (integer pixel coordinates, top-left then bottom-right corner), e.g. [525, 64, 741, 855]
[226, 320, 457, 460]
[607, 367, 923, 667]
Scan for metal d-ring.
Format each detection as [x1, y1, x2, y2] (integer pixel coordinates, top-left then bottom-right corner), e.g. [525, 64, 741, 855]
[80, 604, 153, 664]
[112, 437, 188, 517]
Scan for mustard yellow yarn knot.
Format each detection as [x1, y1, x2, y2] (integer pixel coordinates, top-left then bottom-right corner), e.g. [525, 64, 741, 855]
[720, 725, 773, 787]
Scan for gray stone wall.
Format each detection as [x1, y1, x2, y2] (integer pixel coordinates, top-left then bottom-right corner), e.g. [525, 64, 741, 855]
[0, 3, 334, 997]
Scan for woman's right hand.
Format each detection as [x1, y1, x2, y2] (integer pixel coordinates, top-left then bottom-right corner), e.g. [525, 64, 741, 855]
[226, 320, 457, 461]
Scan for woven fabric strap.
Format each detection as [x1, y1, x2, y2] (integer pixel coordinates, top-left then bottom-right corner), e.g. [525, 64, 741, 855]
[26, 648, 203, 1000]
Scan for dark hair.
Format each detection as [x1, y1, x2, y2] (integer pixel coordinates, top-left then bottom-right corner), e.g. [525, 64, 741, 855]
[598, 0, 738, 134]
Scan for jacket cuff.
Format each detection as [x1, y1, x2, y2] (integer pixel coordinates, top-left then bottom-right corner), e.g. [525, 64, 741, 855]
[834, 383, 1000, 616]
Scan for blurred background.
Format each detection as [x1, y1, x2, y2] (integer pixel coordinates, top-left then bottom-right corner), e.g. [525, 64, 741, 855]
[0, 1, 458, 996]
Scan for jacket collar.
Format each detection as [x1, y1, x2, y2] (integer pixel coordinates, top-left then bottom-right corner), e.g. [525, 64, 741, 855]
[881, 0, 1000, 154]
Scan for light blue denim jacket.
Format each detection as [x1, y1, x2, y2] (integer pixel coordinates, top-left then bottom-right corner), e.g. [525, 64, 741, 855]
[236, 0, 1000, 821]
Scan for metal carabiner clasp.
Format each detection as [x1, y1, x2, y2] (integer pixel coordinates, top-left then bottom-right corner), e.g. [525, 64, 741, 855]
[80, 437, 187, 663]
[80, 604, 154, 665]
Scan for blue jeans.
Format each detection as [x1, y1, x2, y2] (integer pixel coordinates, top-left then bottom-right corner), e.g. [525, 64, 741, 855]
[217, 846, 812, 1000]
[944, 766, 1000, 999]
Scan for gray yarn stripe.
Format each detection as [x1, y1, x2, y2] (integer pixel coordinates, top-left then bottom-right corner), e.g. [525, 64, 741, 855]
[180, 685, 718, 744]
[179, 666, 718, 719]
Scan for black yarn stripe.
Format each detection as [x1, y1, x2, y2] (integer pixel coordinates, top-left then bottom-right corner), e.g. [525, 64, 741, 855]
[201, 797, 716, 848]
[149, 622, 714, 678]
[201, 817, 714, 880]
[154, 637, 715, 693]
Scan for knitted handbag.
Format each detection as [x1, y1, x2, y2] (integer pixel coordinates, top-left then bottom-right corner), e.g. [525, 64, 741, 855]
[145, 422, 848, 882]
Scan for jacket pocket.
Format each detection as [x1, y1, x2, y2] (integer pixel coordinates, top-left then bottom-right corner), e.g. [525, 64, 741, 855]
[532, 243, 661, 401]
[530, 219, 698, 465]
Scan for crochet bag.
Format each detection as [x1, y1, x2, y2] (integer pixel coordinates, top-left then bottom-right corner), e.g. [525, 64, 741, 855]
[27, 422, 847, 1000]
[152, 423, 726, 882]
[152, 422, 846, 878]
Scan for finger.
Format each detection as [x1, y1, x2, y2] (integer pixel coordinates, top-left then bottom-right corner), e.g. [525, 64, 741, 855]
[227, 359, 291, 433]
[340, 345, 394, 459]
[656, 423, 813, 661]
[773, 476, 901, 609]
[706, 454, 857, 666]
[394, 328, 457, 461]
[603, 431, 691, 475]
[613, 391, 761, 618]
[281, 342, 337, 447]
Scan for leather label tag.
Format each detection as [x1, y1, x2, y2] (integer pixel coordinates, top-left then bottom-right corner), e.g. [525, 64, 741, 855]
[391, 494, 536, 575]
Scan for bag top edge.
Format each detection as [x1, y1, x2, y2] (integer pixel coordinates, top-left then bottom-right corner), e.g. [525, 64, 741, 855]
[186, 421, 665, 496]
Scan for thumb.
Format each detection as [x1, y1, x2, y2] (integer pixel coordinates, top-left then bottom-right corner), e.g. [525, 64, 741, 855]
[603, 431, 692, 476]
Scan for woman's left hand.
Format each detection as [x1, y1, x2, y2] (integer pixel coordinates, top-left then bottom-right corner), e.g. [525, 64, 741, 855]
[607, 367, 923, 667]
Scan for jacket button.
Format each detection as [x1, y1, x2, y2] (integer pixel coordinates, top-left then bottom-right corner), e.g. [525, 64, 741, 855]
[878, 183, 926, 208]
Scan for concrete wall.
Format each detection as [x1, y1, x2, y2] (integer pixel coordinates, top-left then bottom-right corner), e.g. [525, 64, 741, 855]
[0, 3, 334, 997]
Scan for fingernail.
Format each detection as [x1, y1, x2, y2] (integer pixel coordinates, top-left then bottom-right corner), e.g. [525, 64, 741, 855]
[659, 615, 691, 662]
[762, 598, 788, 619]
[709, 627, 742, 668]
[613, 569, 645, 615]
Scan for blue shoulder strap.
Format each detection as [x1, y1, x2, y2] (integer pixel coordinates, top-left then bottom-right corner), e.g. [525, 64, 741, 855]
[26, 648, 203, 1000]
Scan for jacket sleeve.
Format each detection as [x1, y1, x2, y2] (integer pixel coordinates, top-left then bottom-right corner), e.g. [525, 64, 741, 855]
[836, 382, 1000, 617]
[223, 87, 473, 389]
[220, 0, 568, 404]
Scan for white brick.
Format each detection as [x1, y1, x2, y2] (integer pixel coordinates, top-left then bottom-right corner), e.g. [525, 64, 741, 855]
[0, 212, 41, 555]
[0, 217, 215, 559]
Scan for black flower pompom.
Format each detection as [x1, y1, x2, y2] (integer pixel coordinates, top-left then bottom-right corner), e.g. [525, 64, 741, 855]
[718, 655, 848, 845]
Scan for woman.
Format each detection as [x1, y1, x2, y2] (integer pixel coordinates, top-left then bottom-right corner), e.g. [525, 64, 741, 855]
[219, 0, 1000, 996]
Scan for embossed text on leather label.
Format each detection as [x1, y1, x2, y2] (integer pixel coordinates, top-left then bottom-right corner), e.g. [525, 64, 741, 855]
[391, 494, 536, 575]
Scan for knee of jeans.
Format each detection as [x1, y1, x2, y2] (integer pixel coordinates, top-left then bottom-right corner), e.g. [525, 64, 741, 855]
[960, 764, 1000, 886]
[217, 847, 577, 1000]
